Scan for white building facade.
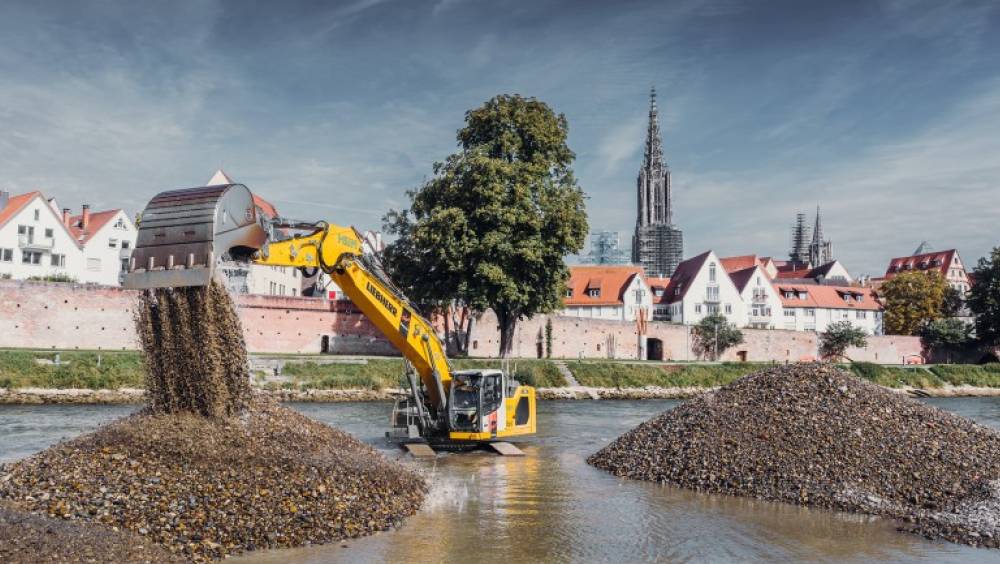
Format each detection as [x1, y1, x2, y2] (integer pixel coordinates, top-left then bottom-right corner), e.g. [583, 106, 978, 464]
[777, 284, 883, 335]
[562, 265, 652, 322]
[0, 191, 85, 281]
[663, 251, 747, 327]
[67, 207, 137, 286]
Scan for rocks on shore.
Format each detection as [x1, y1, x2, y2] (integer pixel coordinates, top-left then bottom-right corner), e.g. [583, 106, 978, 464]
[0, 397, 426, 561]
[588, 363, 1000, 548]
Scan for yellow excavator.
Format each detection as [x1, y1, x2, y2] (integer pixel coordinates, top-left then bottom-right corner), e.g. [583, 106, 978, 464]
[123, 183, 536, 451]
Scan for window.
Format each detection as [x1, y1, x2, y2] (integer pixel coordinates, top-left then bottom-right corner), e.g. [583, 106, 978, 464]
[0, 249, 11, 262]
[856, 311, 867, 319]
[44, 228, 53, 238]
[87, 258, 101, 271]
[114, 218, 125, 229]
[805, 308, 815, 317]
[706, 286, 719, 301]
[121, 258, 129, 272]
[565, 288, 573, 297]
[784, 309, 796, 317]
[725, 304, 732, 314]
[292, 288, 297, 297]
[34, 209, 40, 221]
[22, 251, 41, 265]
[586, 288, 600, 298]
[797, 291, 807, 300]
[50, 254, 65, 267]
[121, 240, 130, 250]
[709, 262, 717, 283]
[695, 304, 702, 313]
[707, 304, 719, 314]
[108, 239, 118, 248]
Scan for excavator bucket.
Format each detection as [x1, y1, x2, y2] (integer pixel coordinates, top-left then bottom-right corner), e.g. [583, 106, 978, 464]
[123, 184, 268, 290]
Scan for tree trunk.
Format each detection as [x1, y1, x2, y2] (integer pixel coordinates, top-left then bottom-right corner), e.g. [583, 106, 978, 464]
[497, 309, 518, 358]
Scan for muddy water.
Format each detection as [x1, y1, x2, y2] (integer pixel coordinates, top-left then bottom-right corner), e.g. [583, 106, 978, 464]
[3, 399, 1000, 563]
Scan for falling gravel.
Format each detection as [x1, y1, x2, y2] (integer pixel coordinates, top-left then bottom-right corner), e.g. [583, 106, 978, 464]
[588, 363, 1000, 548]
[0, 281, 426, 561]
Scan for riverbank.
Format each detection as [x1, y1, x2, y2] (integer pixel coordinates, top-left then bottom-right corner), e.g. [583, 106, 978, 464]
[5, 382, 1000, 405]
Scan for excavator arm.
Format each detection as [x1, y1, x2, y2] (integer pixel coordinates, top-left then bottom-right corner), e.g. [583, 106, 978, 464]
[254, 223, 453, 414]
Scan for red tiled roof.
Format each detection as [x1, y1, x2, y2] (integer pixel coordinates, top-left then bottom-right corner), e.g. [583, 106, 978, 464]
[775, 284, 881, 311]
[564, 265, 645, 306]
[0, 191, 41, 230]
[719, 255, 760, 273]
[68, 209, 121, 245]
[253, 195, 278, 219]
[645, 276, 672, 304]
[884, 250, 959, 279]
[663, 251, 712, 304]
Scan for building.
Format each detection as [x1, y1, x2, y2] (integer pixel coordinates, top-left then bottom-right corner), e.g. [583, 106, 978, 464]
[788, 206, 834, 268]
[808, 206, 833, 267]
[583, 231, 630, 265]
[632, 87, 683, 277]
[647, 276, 672, 321]
[0, 191, 85, 281]
[720, 255, 783, 329]
[776, 284, 883, 335]
[884, 247, 970, 293]
[66, 206, 137, 286]
[660, 251, 746, 326]
[773, 259, 853, 285]
[208, 170, 302, 297]
[789, 213, 811, 266]
[561, 265, 652, 322]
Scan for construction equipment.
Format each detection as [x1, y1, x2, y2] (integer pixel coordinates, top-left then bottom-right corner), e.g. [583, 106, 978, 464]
[124, 184, 536, 450]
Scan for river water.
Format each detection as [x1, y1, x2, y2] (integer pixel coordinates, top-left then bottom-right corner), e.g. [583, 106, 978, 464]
[3, 399, 1000, 563]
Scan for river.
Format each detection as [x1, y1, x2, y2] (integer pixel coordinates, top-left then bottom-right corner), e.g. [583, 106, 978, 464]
[3, 399, 1000, 563]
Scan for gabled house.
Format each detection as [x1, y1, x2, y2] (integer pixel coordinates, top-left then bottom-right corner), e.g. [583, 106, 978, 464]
[720, 255, 782, 329]
[562, 265, 652, 321]
[775, 284, 883, 334]
[0, 190, 84, 281]
[662, 251, 746, 326]
[646, 276, 672, 321]
[884, 248, 969, 293]
[65, 206, 137, 286]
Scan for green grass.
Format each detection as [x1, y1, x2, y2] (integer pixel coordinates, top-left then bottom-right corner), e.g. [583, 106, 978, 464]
[280, 359, 406, 390]
[0, 350, 145, 390]
[929, 364, 1000, 387]
[568, 361, 772, 388]
[847, 362, 944, 388]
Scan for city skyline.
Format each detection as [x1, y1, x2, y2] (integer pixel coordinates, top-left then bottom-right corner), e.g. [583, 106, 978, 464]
[0, 0, 998, 276]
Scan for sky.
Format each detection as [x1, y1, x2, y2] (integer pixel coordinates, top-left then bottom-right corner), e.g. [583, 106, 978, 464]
[0, 0, 998, 276]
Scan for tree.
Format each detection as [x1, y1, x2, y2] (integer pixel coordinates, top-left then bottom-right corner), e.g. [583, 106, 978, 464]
[879, 271, 948, 335]
[968, 247, 1000, 347]
[692, 314, 743, 360]
[819, 321, 868, 360]
[920, 318, 972, 363]
[941, 286, 965, 318]
[544, 318, 553, 359]
[383, 94, 588, 357]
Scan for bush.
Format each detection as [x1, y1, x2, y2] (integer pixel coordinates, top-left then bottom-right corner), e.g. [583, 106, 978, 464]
[848, 362, 943, 388]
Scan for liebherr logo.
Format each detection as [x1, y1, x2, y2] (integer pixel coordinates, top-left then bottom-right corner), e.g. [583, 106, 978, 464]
[366, 281, 398, 317]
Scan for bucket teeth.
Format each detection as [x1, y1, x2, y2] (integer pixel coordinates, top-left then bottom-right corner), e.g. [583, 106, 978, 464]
[124, 184, 267, 290]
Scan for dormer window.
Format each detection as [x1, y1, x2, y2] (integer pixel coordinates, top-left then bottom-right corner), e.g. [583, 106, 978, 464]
[565, 288, 573, 298]
[709, 262, 717, 283]
[797, 291, 807, 300]
[654, 289, 664, 297]
[586, 288, 600, 298]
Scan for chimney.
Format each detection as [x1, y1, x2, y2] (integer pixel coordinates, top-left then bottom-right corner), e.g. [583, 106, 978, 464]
[0, 190, 9, 210]
[62, 208, 71, 227]
[81, 204, 91, 230]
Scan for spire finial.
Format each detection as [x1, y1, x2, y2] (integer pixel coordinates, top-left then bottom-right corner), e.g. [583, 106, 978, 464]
[650, 85, 657, 113]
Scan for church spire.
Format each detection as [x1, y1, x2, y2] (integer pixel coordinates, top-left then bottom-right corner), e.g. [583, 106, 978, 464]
[811, 205, 823, 249]
[644, 86, 664, 171]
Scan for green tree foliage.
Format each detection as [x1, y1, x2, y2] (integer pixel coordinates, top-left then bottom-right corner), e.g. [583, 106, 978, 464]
[819, 321, 868, 360]
[692, 314, 744, 361]
[383, 94, 588, 357]
[920, 318, 972, 362]
[968, 247, 1000, 347]
[544, 318, 553, 359]
[880, 271, 948, 335]
[941, 286, 965, 317]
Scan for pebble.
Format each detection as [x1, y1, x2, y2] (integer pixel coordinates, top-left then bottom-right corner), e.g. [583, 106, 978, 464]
[588, 363, 1000, 548]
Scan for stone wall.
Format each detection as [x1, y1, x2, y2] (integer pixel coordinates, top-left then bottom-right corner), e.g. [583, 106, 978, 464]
[467, 311, 922, 364]
[0, 281, 922, 363]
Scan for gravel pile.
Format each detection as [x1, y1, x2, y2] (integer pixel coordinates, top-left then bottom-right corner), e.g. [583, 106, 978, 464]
[588, 363, 1000, 547]
[0, 281, 426, 561]
[0, 398, 425, 560]
[0, 502, 180, 563]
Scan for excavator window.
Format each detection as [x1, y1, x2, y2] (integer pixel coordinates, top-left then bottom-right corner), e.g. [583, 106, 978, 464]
[449, 373, 482, 432]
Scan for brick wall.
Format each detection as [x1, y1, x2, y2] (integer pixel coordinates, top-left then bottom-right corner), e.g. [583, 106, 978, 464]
[0, 280, 394, 354]
[0, 281, 922, 363]
[468, 311, 922, 364]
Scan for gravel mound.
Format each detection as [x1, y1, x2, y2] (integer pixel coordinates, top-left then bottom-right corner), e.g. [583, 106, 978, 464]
[588, 363, 1000, 547]
[0, 502, 180, 563]
[0, 398, 426, 561]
